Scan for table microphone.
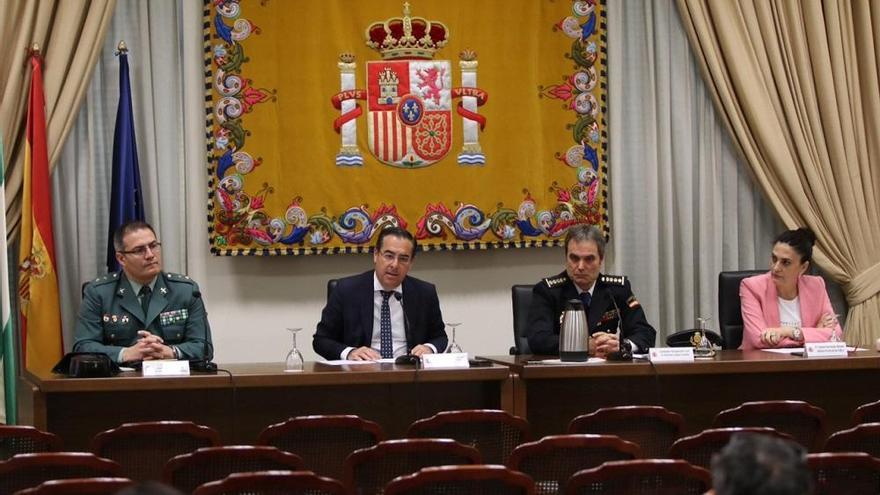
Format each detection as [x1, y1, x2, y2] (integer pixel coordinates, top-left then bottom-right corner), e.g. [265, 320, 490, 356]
[393, 292, 420, 366]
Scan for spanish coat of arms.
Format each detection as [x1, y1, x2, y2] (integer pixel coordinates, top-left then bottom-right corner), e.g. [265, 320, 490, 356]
[331, 3, 488, 168]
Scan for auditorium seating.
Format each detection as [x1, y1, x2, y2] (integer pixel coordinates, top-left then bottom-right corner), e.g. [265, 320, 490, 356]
[91, 420, 221, 481]
[384, 465, 536, 495]
[0, 452, 121, 495]
[567, 406, 684, 459]
[162, 446, 303, 493]
[823, 423, 880, 458]
[192, 470, 347, 495]
[0, 426, 62, 461]
[667, 427, 795, 470]
[712, 400, 827, 451]
[507, 434, 640, 495]
[13, 477, 134, 495]
[407, 409, 531, 464]
[853, 399, 880, 425]
[343, 439, 481, 495]
[564, 459, 711, 494]
[256, 414, 384, 481]
[808, 452, 880, 495]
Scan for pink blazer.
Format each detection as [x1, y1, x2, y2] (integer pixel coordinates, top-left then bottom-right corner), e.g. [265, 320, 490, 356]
[739, 272, 842, 350]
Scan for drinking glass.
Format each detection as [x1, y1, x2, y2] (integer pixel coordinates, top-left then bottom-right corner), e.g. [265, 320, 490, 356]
[446, 322, 463, 353]
[285, 327, 304, 372]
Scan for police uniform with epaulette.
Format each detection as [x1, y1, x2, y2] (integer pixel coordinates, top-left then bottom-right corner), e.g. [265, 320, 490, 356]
[73, 271, 213, 363]
[526, 271, 656, 355]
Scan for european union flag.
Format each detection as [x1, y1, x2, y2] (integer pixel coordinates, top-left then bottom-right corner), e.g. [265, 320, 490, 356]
[107, 44, 145, 272]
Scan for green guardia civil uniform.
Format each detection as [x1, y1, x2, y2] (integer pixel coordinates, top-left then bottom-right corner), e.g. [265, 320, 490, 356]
[73, 271, 213, 363]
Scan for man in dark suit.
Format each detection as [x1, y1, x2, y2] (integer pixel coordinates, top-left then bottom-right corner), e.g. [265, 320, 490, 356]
[74, 220, 213, 363]
[527, 224, 655, 357]
[313, 227, 447, 360]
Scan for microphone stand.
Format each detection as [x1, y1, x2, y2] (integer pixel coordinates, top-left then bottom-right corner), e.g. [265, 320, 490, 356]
[605, 293, 633, 361]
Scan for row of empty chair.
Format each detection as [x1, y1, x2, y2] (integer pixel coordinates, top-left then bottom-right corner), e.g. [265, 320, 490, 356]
[2, 399, 880, 493]
[11, 455, 880, 495]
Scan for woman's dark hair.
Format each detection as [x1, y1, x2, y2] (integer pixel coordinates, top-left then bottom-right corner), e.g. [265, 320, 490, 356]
[774, 228, 816, 264]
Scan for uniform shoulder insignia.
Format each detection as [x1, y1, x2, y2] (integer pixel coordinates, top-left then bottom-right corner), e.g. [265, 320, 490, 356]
[542, 274, 570, 288]
[600, 274, 628, 286]
[90, 274, 118, 287]
[166, 273, 197, 285]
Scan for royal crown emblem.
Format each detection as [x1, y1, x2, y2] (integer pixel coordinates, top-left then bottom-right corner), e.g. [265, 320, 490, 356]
[331, 3, 488, 168]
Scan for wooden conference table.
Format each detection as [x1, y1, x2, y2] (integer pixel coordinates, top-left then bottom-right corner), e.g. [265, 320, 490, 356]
[487, 350, 880, 440]
[18, 350, 880, 450]
[18, 362, 510, 451]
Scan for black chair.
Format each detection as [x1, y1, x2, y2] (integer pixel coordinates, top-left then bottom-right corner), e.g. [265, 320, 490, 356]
[327, 279, 338, 301]
[718, 270, 765, 349]
[511, 284, 533, 355]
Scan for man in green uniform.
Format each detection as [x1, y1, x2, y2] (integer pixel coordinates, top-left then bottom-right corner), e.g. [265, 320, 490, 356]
[73, 221, 213, 363]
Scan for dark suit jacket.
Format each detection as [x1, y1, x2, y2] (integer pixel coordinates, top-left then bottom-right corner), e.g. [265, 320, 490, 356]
[313, 270, 448, 360]
[73, 271, 213, 362]
[526, 271, 656, 355]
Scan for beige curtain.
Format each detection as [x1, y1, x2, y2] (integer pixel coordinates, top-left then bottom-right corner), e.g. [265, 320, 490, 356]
[0, 0, 115, 238]
[676, 0, 880, 347]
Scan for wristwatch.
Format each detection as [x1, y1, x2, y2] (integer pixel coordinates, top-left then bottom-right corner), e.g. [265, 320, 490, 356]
[791, 327, 803, 341]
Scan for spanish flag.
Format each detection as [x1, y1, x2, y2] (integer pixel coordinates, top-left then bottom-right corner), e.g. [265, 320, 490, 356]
[17, 50, 63, 372]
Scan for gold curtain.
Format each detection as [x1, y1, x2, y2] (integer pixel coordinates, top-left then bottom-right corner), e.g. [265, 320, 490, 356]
[0, 0, 116, 238]
[677, 0, 880, 346]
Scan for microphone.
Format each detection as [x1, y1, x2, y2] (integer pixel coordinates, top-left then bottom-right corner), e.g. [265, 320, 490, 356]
[393, 292, 419, 365]
[605, 293, 632, 361]
[190, 339, 218, 372]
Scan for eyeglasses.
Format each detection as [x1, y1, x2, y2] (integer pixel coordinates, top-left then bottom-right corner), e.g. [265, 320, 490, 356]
[119, 241, 162, 257]
[380, 251, 412, 265]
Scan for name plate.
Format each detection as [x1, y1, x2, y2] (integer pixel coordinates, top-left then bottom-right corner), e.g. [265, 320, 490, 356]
[648, 347, 695, 363]
[142, 360, 191, 377]
[421, 352, 469, 369]
[805, 342, 848, 358]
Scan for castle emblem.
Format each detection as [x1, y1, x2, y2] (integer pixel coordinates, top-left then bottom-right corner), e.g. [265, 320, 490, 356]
[331, 3, 488, 168]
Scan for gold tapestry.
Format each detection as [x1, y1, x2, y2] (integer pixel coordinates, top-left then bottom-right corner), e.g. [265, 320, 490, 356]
[206, 0, 608, 255]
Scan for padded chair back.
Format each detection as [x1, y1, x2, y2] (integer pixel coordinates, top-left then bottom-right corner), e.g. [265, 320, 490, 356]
[511, 285, 534, 355]
[667, 427, 794, 470]
[808, 452, 880, 495]
[192, 470, 347, 495]
[91, 421, 221, 481]
[344, 439, 482, 495]
[0, 452, 121, 495]
[163, 446, 303, 494]
[507, 434, 640, 495]
[713, 400, 827, 451]
[853, 399, 880, 425]
[256, 414, 385, 481]
[718, 269, 765, 349]
[0, 426, 62, 460]
[407, 409, 531, 464]
[327, 279, 338, 301]
[567, 406, 684, 459]
[565, 459, 712, 495]
[385, 465, 536, 495]
[824, 423, 880, 458]
[14, 477, 134, 495]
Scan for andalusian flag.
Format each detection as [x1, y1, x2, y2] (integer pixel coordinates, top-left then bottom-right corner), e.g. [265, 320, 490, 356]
[1, 135, 18, 424]
[17, 51, 63, 372]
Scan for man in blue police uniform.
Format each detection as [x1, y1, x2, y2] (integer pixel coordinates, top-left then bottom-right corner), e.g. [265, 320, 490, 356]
[527, 224, 656, 357]
[313, 227, 447, 361]
[73, 221, 213, 363]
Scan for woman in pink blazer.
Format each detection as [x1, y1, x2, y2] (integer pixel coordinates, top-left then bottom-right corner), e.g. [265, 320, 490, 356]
[739, 228, 843, 350]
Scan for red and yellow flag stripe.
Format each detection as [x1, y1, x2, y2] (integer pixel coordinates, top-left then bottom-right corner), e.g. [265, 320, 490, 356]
[17, 51, 63, 372]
